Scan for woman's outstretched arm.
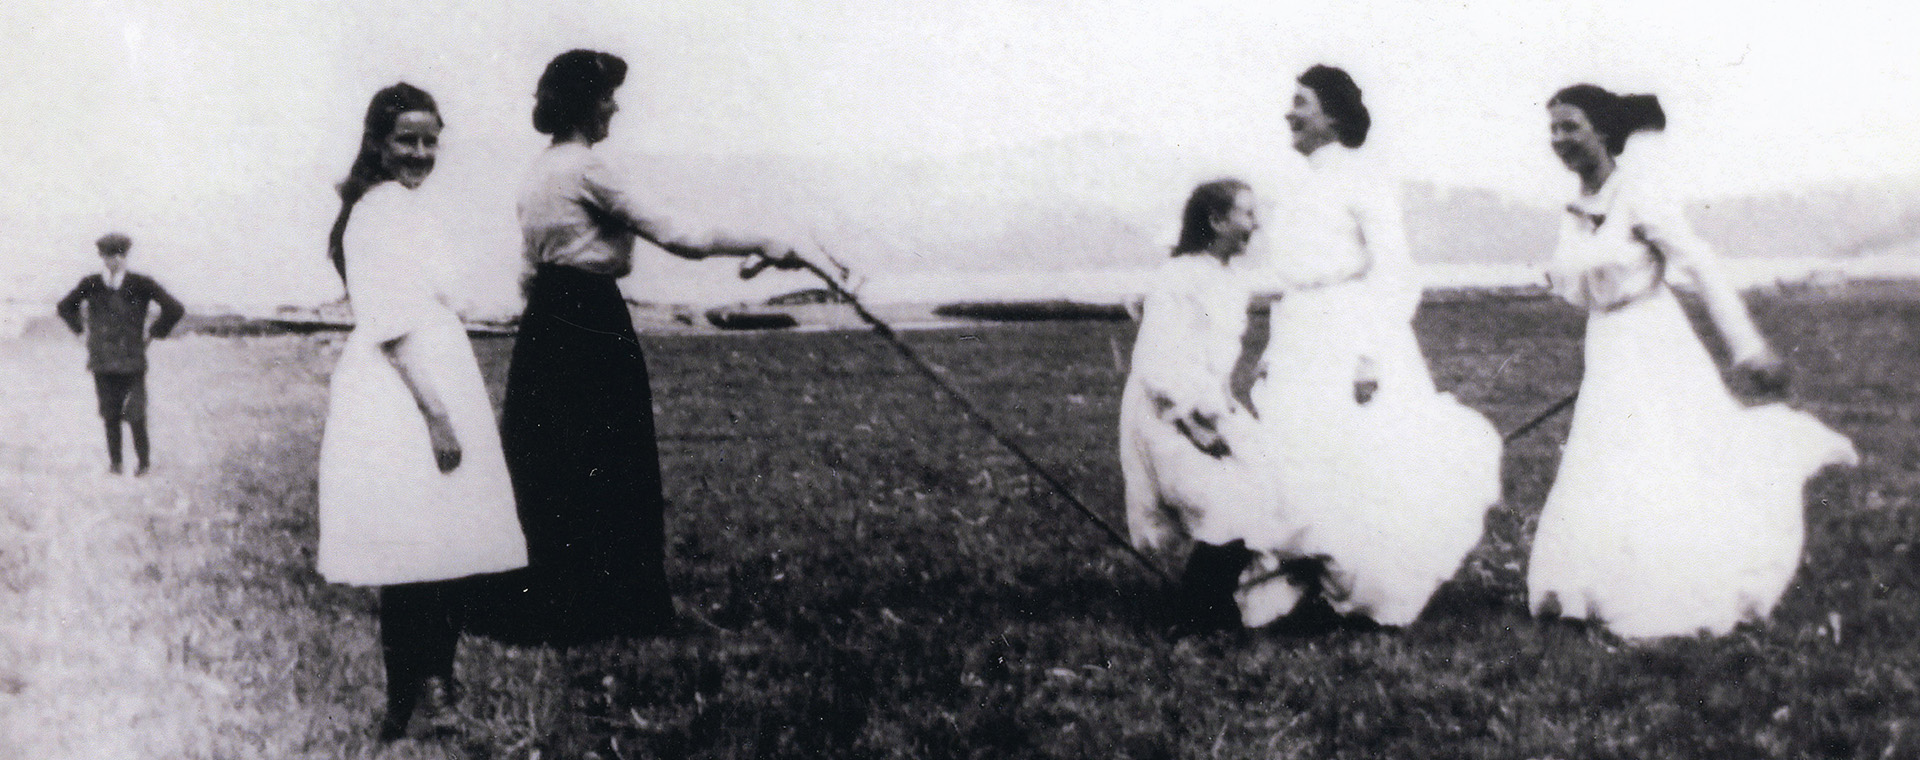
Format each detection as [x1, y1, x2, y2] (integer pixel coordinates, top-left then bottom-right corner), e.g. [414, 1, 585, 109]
[1633, 198, 1784, 390]
[579, 159, 793, 263]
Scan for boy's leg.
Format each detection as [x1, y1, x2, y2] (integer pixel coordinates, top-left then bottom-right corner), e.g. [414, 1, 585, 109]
[125, 373, 149, 473]
[93, 373, 128, 472]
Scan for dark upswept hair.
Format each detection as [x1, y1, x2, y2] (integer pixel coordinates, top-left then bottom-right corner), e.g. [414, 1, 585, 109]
[533, 49, 628, 137]
[1550, 84, 1665, 156]
[1299, 64, 1370, 148]
[327, 82, 441, 281]
[1174, 178, 1252, 254]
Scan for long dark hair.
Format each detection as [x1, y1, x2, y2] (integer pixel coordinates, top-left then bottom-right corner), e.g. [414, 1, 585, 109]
[1550, 84, 1665, 156]
[1174, 178, 1251, 255]
[1299, 64, 1370, 148]
[327, 83, 441, 281]
[533, 49, 627, 138]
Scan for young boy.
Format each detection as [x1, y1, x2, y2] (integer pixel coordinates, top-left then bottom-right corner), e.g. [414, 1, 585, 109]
[56, 233, 185, 475]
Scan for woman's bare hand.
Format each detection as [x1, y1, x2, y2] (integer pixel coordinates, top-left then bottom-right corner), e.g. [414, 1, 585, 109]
[425, 413, 463, 473]
[1354, 355, 1380, 405]
[766, 248, 810, 270]
[1175, 408, 1232, 458]
[738, 249, 810, 280]
[1736, 350, 1790, 397]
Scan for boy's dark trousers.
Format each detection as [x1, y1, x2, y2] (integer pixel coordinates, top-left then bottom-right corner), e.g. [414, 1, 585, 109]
[94, 371, 148, 471]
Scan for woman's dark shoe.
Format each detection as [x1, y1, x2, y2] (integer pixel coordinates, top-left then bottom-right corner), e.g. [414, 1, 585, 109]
[1268, 595, 1345, 637]
[377, 676, 461, 742]
[1339, 613, 1386, 634]
[377, 710, 410, 743]
[412, 676, 463, 737]
[1174, 541, 1255, 637]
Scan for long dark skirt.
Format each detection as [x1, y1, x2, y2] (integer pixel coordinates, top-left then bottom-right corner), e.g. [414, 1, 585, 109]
[472, 264, 674, 645]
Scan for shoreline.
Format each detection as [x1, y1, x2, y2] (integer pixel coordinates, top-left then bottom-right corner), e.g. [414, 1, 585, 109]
[5, 277, 1914, 340]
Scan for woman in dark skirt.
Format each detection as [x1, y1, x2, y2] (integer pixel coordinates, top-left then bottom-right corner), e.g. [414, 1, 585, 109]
[484, 49, 798, 645]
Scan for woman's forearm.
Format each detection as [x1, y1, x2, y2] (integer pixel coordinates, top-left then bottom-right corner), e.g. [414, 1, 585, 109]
[1354, 194, 1423, 326]
[1691, 263, 1770, 361]
[647, 232, 777, 262]
[382, 335, 450, 424]
[587, 165, 778, 262]
[1642, 220, 1770, 362]
[384, 334, 464, 472]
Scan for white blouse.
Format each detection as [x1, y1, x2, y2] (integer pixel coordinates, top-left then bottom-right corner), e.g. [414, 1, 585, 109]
[1548, 160, 1768, 360]
[344, 182, 457, 344]
[1247, 143, 1422, 371]
[1261, 146, 1417, 302]
[517, 143, 731, 278]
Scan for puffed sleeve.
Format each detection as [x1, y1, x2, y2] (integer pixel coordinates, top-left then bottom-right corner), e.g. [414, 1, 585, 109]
[1629, 185, 1769, 362]
[342, 186, 435, 344]
[1351, 181, 1421, 326]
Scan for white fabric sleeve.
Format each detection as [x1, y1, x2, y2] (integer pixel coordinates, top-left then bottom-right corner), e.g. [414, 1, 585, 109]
[1355, 186, 1420, 322]
[1350, 184, 1421, 368]
[580, 154, 738, 255]
[1132, 275, 1235, 424]
[1633, 189, 1770, 361]
[343, 186, 433, 345]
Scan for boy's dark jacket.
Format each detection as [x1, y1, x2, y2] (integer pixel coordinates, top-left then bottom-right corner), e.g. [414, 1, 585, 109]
[57, 273, 185, 373]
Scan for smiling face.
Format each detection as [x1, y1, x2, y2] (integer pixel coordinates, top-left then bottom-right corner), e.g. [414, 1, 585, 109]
[1286, 85, 1339, 156]
[1211, 188, 1260, 256]
[377, 110, 442, 189]
[1548, 102, 1611, 184]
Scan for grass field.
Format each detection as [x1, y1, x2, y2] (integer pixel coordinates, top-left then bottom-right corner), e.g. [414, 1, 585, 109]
[1, 288, 1915, 759]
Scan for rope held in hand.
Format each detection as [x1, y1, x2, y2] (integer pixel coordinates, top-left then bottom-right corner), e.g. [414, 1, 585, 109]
[1502, 391, 1578, 444]
[742, 251, 1175, 585]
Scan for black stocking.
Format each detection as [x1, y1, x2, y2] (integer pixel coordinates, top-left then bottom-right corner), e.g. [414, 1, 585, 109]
[378, 581, 463, 731]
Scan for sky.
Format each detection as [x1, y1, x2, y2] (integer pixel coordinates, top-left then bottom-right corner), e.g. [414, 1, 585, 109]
[2, 0, 1918, 310]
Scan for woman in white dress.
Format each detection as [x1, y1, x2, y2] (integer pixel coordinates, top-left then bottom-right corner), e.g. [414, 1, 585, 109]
[1121, 178, 1277, 632]
[1525, 84, 1857, 640]
[1236, 65, 1503, 629]
[317, 83, 527, 741]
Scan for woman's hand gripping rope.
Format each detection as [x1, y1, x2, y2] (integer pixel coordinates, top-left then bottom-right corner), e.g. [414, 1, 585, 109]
[735, 244, 1176, 585]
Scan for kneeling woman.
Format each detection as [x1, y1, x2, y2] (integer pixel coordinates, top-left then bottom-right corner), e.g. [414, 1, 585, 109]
[1121, 178, 1279, 631]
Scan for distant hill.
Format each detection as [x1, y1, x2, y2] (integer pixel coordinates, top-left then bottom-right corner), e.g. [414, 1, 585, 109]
[614, 144, 1920, 278]
[1403, 182, 1558, 264]
[1692, 174, 1920, 259]
[13, 139, 1912, 313]
[1406, 173, 1920, 265]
